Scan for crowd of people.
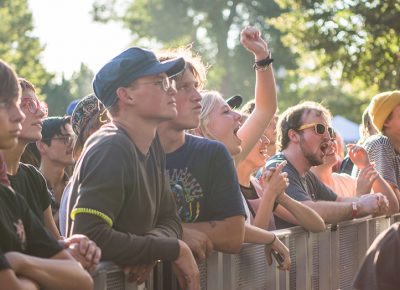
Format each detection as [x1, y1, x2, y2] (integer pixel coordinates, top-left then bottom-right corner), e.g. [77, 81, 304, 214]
[1, 25, 399, 289]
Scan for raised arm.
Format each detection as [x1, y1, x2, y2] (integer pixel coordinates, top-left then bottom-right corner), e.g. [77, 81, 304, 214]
[236, 26, 277, 164]
[348, 144, 399, 214]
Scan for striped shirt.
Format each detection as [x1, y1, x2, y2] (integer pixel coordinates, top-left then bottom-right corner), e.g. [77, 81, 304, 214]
[355, 135, 400, 189]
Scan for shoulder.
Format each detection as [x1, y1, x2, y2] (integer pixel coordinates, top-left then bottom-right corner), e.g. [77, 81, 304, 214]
[364, 134, 392, 149]
[185, 134, 231, 158]
[17, 163, 46, 182]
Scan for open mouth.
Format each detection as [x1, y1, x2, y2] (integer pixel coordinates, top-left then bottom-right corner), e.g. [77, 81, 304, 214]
[320, 142, 329, 155]
[259, 148, 269, 158]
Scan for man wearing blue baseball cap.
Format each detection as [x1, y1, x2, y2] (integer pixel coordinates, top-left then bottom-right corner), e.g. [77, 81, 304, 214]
[68, 47, 199, 289]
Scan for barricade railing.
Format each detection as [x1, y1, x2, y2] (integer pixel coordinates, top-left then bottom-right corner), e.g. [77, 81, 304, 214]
[91, 214, 400, 290]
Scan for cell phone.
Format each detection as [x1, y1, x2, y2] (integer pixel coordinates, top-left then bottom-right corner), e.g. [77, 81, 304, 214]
[272, 250, 284, 267]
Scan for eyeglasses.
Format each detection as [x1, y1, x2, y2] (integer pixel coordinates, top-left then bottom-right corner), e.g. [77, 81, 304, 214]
[21, 97, 48, 116]
[297, 123, 335, 139]
[135, 77, 176, 92]
[45, 134, 76, 146]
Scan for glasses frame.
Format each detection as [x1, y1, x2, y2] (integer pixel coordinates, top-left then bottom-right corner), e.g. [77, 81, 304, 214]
[21, 97, 48, 116]
[297, 123, 335, 139]
[43, 134, 76, 146]
[134, 77, 176, 92]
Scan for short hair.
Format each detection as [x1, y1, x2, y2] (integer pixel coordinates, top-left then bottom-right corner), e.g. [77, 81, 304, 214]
[41, 116, 72, 146]
[0, 59, 20, 102]
[277, 101, 332, 151]
[18, 78, 36, 93]
[241, 100, 256, 115]
[158, 45, 207, 90]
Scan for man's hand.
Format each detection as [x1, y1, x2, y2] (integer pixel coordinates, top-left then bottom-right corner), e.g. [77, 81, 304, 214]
[356, 165, 379, 195]
[182, 227, 213, 261]
[356, 193, 389, 217]
[347, 144, 370, 170]
[123, 263, 155, 285]
[265, 236, 290, 271]
[240, 26, 269, 60]
[63, 234, 101, 272]
[172, 240, 200, 290]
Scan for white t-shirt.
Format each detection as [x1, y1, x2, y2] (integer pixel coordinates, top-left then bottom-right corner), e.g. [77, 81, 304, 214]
[330, 173, 357, 198]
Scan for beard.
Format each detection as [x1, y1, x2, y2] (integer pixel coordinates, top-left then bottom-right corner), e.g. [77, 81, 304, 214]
[299, 135, 323, 167]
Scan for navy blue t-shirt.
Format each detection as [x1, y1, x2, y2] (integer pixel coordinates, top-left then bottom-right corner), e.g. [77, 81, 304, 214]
[166, 134, 246, 222]
[265, 152, 337, 229]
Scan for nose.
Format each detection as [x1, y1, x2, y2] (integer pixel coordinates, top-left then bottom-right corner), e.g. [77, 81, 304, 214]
[233, 110, 241, 121]
[12, 104, 26, 123]
[192, 88, 202, 102]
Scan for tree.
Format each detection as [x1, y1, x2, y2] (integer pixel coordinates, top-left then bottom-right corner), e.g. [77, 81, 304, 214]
[42, 63, 94, 116]
[92, 0, 297, 101]
[273, 0, 400, 91]
[0, 0, 53, 91]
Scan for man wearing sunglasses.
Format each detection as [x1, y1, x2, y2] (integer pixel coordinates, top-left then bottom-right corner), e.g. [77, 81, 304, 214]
[35, 116, 75, 226]
[265, 101, 389, 229]
[68, 47, 199, 289]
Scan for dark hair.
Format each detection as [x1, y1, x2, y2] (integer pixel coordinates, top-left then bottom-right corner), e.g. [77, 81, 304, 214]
[41, 116, 72, 146]
[277, 101, 332, 151]
[241, 100, 256, 115]
[0, 59, 20, 101]
[21, 142, 41, 167]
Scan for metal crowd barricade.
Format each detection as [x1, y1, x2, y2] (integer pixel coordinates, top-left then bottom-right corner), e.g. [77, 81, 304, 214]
[91, 215, 397, 290]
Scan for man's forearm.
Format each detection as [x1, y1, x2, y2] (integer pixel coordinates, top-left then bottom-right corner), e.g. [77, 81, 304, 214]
[302, 200, 353, 224]
[183, 215, 245, 254]
[5, 251, 92, 290]
[277, 194, 326, 232]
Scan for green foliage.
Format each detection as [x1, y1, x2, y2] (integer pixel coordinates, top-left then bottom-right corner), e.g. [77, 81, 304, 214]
[92, 0, 297, 102]
[42, 63, 94, 116]
[0, 0, 53, 93]
[273, 0, 400, 91]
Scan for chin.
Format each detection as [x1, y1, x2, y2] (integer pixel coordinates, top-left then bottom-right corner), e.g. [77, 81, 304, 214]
[0, 138, 17, 150]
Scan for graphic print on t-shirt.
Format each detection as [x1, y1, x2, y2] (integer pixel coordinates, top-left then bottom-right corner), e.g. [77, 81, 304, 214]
[168, 167, 203, 222]
[13, 219, 27, 251]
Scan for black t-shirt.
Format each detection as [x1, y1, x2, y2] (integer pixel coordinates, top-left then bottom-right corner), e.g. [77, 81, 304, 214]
[0, 185, 62, 270]
[8, 163, 51, 224]
[166, 134, 246, 222]
[266, 152, 337, 229]
[70, 124, 181, 266]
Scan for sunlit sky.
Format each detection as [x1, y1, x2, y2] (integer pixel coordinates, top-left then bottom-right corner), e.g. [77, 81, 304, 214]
[28, 0, 131, 79]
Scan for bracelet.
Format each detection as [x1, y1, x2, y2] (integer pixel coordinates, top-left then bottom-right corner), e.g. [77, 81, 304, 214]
[253, 52, 274, 71]
[351, 202, 358, 219]
[266, 233, 276, 246]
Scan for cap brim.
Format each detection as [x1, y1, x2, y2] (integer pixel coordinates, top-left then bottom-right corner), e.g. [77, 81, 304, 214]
[139, 57, 185, 79]
[227, 95, 243, 109]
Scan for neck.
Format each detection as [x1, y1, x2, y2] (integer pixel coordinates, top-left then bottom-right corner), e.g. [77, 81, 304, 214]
[282, 146, 311, 176]
[310, 163, 334, 186]
[157, 122, 186, 154]
[113, 114, 158, 155]
[3, 141, 27, 175]
[236, 159, 256, 187]
[39, 160, 65, 189]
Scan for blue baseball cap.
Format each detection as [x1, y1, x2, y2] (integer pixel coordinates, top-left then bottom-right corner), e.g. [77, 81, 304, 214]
[93, 47, 185, 107]
[66, 99, 80, 116]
